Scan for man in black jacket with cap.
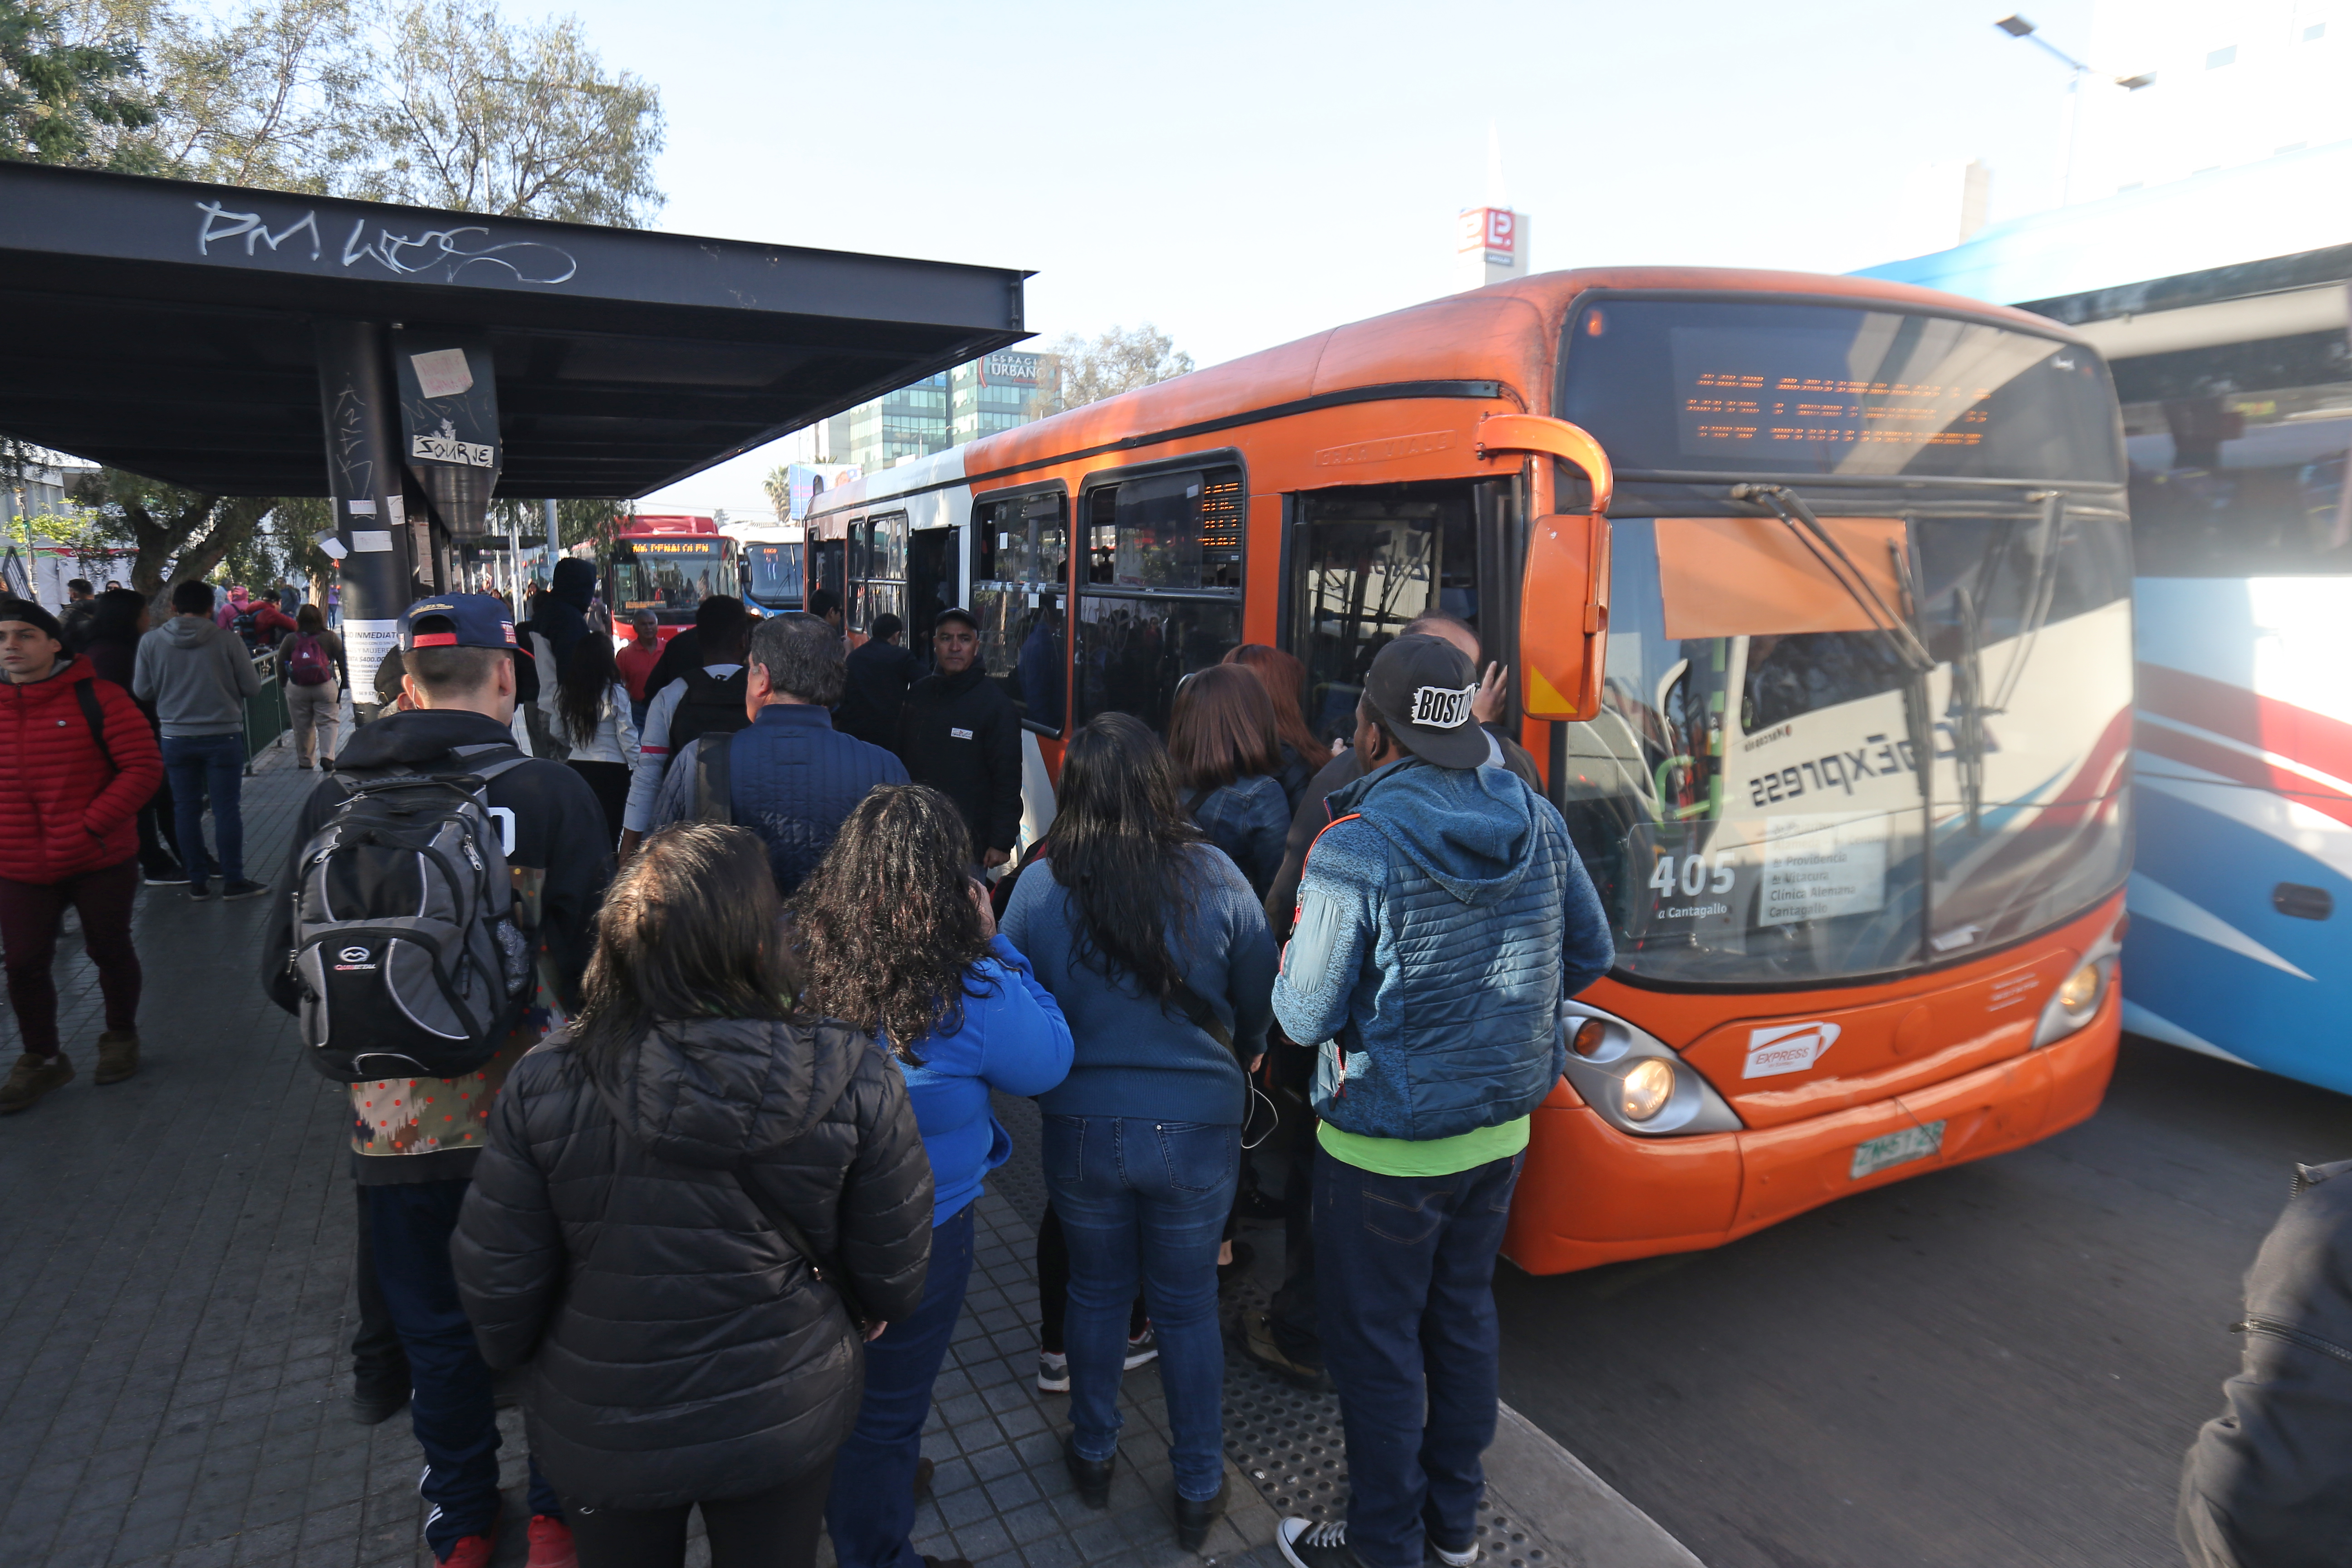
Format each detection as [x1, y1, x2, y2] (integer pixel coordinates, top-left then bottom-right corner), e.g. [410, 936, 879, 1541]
[262, 593, 612, 1568]
[897, 607, 1021, 867]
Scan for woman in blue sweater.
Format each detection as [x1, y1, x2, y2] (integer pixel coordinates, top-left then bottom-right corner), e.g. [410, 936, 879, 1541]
[792, 785, 1072, 1568]
[1000, 713, 1277, 1549]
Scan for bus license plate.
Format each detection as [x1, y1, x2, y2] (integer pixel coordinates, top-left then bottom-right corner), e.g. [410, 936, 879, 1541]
[1850, 1121, 1946, 1180]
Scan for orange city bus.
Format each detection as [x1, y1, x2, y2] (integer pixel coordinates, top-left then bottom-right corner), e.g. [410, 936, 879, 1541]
[805, 268, 2132, 1272]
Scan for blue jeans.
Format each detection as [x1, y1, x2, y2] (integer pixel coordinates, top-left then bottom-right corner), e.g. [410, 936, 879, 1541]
[364, 1179, 560, 1559]
[160, 732, 245, 884]
[824, 1205, 975, 1568]
[1044, 1114, 1237, 1501]
[1314, 1150, 1524, 1568]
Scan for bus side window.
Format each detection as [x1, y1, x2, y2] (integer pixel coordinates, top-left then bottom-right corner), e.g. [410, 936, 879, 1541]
[973, 491, 1068, 732]
[1073, 466, 1245, 735]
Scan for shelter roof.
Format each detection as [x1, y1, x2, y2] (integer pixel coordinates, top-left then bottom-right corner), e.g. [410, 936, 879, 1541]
[0, 164, 1029, 498]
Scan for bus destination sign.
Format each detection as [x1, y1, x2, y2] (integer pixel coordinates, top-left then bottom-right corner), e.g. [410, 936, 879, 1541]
[1671, 329, 1991, 458]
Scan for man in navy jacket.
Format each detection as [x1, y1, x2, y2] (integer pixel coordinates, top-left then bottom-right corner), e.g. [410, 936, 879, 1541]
[648, 612, 905, 894]
[1269, 635, 1612, 1568]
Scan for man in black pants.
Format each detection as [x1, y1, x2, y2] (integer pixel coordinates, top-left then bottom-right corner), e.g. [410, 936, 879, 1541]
[897, 607, 1021, 869]
[264, 594, 612, 1568]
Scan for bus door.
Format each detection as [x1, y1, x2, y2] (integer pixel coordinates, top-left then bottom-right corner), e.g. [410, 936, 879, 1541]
[907, 524, 955, 668]
[1074, 465, 1247, 735]
[1286, 479, 1519, 748]
[973, 487, 1069, 731]
[811, 535, 845, 613]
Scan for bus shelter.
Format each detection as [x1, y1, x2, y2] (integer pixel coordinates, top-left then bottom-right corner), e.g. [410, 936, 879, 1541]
[0, 162, 1030, 700]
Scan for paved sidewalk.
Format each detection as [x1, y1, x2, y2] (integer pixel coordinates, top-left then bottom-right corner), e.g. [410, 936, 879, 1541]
[0, 725, 1695, 1568]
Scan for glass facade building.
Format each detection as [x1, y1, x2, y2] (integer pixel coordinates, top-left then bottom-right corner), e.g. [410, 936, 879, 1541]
[824, 352, 1061, 473]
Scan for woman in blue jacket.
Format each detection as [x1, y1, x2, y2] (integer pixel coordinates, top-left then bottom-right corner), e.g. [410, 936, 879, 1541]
[792, 785, 1073, 1568]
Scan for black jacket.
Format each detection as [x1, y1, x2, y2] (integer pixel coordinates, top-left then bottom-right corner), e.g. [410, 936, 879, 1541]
[897, 665, 1022, 855]
[2180, 1158, 2352, 1568]
[451, 1016, 932, 1510]
[644, 625, 701, 702]
[540, 558, 598, 676]
[835, 637, 920, 752]
[262, 708, 613, 1017]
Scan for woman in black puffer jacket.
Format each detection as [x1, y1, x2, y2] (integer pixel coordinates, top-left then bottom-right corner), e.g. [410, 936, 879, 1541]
[453, 822, 932, 1568]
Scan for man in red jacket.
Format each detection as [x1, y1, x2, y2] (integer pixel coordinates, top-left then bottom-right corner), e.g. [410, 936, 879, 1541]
[0, 598, 164, 1114]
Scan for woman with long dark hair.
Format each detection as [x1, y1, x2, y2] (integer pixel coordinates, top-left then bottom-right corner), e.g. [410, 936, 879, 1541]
[1167, 663, 1292, 899]
[1223, 643, 1322, 809]
[999, 712, 1277, 1549]
[555, 632, 639, 845]
[453, 823, 932, 1568]
[794, 785, 1072, 1568]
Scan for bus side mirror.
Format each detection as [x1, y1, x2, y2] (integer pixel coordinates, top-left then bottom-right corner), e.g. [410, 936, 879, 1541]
[1522, 512, 1609, 720]
[1473, 414, 1614, 722]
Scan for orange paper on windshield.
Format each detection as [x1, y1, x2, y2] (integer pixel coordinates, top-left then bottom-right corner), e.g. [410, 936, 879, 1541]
[1654, 516, 1907, 640]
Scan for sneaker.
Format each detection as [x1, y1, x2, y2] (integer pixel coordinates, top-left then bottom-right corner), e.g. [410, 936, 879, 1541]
[1279, 1517, 1364, 1568]
[437, 1534, 495, 1568]
[93, 1031, 139, 1086]
[186, 879, 214, 901]
[1429, 1537, 1479, 1568]
[1240, 1308, 1333, 1394]
[524, 1514, 576, 1568]
[0, 1052, 74, 1116]
[143, 862, 191, 885]
[348, 1380, 408, 1426]
[1036, 1350, 1069, 1393]
[220, 878, 269, 901]
[1124, 1325, 1160, 1370]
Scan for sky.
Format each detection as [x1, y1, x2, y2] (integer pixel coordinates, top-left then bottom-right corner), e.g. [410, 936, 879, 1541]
[548, 0, 2106, 514]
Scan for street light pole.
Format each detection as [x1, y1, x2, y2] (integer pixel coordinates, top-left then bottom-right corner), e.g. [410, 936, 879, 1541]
[1995, 15, 2156, 206]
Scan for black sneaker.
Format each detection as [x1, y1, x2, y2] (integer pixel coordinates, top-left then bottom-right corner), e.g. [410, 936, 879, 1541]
[220, 879, 269, 901]
[349, 1382, 409, 1426]
[1279, 1518, 1366, 1568]
[144, 862, 191, 885]
[186, 879, 214, 901]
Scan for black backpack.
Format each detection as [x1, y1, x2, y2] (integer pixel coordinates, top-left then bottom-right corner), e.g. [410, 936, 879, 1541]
[669, 665, 751, 753]
[284, 744, 536, 1082]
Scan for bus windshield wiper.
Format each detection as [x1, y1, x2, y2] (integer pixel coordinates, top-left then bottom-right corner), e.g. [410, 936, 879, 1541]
[1982, 491, 2068, 715]
[1728, 483, 1935, 672]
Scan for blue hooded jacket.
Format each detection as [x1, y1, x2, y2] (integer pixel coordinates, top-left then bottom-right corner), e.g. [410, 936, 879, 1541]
[1272, 757, 1614, 1142]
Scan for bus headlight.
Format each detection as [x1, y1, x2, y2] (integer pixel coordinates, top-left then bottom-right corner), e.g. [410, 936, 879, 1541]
[1557, 1004, 1743, 1137]
[1621, 1058, 1676, 1122]
[2034, 958, 2112, 1046]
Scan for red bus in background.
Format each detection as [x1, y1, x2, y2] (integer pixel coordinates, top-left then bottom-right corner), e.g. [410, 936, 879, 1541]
[603, 513, 738, 643]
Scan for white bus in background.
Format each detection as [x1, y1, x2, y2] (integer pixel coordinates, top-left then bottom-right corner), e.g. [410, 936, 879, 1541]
[723, 519, 805, 614]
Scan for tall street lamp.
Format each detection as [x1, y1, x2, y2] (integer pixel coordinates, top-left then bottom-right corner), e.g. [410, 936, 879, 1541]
[1996, 15, 2157, 204]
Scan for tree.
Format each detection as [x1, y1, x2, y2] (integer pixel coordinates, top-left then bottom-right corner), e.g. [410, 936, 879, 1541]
[70, 468, 270, 602]
[142, 0, 363, 190]
[0, 0, 158, 168]
[354, 3, 662, 226]
[1043, 323, 1196, 414]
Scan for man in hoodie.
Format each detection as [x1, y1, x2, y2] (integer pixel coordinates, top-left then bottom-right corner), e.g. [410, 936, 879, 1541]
[135, 579, 265, 900]
[897, 608, 1021, 868]
[1268, 635, 1613, 1568]
[262, 594, 611, 1568]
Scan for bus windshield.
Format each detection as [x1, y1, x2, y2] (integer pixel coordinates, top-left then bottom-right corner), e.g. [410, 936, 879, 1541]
[1557, 510, 2133, 985]
[742, 541, 803, 607]
[612, 540, 727, 616]
[1558, 297, 2123, 484]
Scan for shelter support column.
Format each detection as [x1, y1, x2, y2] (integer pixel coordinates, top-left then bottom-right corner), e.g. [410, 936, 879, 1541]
[313, 320, 411, 719]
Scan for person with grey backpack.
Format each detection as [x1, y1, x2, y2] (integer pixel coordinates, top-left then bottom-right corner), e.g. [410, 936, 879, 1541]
[261, 594, 612, 1568]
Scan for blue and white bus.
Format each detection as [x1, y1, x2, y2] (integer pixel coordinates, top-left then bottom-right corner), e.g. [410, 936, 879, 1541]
[1862, 147, 2352, 1092]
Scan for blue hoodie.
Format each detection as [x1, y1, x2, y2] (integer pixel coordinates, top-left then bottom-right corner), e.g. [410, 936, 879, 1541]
[897, 935, 1074, 1224]
[1272, 757, 1613, 1143]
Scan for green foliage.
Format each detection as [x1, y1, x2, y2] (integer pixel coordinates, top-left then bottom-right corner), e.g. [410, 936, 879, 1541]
[0, 0, 160, 168]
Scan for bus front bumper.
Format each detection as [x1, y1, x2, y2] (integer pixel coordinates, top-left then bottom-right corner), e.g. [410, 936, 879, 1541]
[1499, 984, 2120, 1276]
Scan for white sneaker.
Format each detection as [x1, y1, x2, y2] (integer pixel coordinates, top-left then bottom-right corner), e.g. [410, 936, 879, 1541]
[1036, 1350, 1069, 1393]
[1430, 1537, 1479, 1568]
[1278, 1517, 1355, 1568]
[1124, 1325, 1159, 1370]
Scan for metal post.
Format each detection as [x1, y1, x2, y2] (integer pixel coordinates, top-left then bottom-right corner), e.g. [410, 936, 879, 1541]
[544, 497, 560, 578]
[313, 320, 412, 721]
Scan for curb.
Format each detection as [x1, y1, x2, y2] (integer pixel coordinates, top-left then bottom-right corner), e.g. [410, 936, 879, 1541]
[1480, 1401, 1705, 1568]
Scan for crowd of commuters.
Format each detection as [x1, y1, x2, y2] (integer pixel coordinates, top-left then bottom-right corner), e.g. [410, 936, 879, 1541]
[1, 569, 1618, 1568]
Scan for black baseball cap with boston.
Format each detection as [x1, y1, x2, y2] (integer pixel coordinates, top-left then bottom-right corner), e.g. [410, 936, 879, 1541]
[397, 593, 518, 651]
[1362, 633, 1489, 770]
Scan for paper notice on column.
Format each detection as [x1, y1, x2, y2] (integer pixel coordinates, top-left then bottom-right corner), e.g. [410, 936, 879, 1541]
[343, 618, 399, 707]
[350, 531, 394, 553]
